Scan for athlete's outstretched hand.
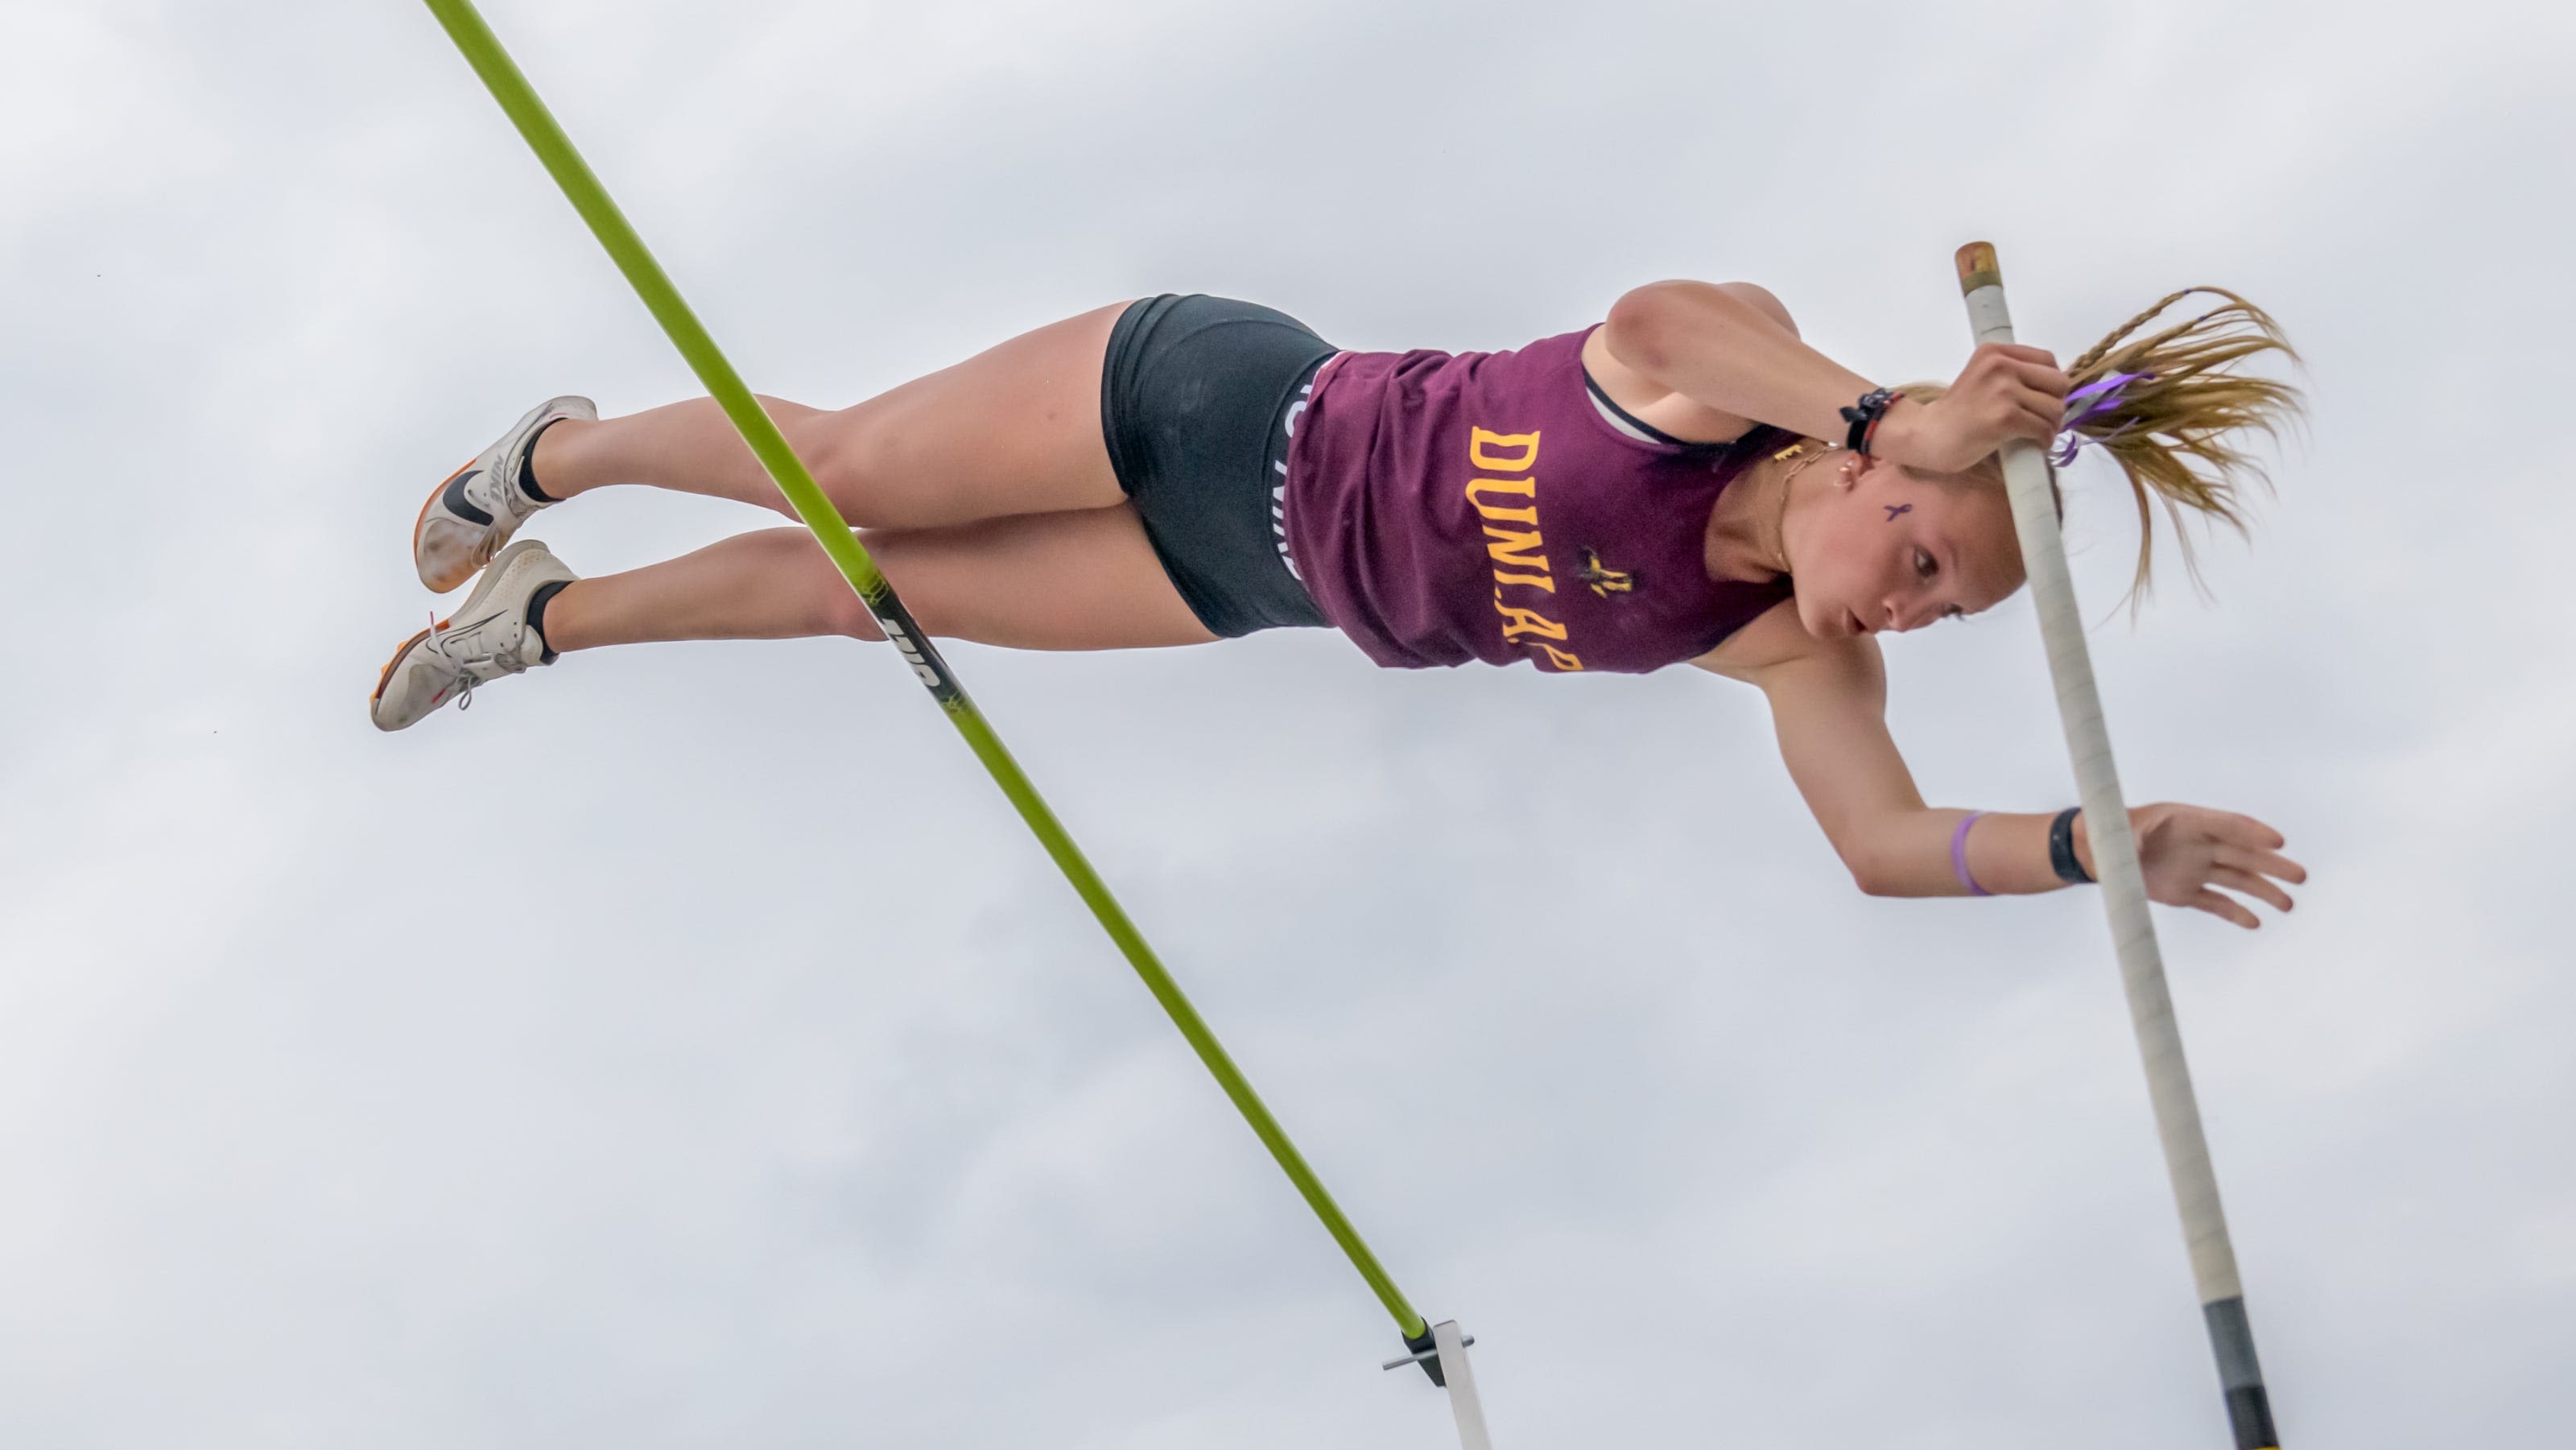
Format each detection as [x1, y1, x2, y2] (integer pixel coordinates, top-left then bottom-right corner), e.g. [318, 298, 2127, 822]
[2083, 803, 2306, 929]
[1877, 342, 2072, 476]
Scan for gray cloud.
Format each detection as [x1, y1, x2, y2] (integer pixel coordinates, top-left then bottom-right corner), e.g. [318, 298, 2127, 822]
[3, 0, 2570, 1445]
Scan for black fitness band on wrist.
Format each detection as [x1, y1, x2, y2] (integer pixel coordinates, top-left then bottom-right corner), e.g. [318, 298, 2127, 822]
[1840, 388, 1899, 454]
[2049, 806, 2095, 885]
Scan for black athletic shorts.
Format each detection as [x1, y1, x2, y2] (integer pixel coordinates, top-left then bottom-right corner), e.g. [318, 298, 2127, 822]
[1100, 294, 1335, 638]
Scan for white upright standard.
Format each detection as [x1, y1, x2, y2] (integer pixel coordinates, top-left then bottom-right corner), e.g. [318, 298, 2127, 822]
[1383, 1321, 1492, 1450]
[1954, 243, 2279, 1450]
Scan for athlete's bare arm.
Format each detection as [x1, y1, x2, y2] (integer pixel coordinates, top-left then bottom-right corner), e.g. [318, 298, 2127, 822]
[1589, 279, 2069, 472]
[1695, 601, 2069, 897]
[1695, 604, 2303, 922]
[1588, 279, 1873, 445]
[1580, 281, 1797, 444]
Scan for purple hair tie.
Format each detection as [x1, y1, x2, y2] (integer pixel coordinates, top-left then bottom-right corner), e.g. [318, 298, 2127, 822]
[2051, 370, 2153, 466]
[1951, 812, 1992, 897]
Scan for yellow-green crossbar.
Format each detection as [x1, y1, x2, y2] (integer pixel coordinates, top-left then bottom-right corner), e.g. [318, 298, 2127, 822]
[419, 0, 1426, 1344]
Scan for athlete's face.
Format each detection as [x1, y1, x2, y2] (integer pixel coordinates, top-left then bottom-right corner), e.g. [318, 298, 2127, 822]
[1786, 455, 2025, 640]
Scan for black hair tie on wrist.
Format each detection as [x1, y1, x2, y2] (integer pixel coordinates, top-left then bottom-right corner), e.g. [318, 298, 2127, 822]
[2049, 806, 2095, 885]
[1840, 388, 1899, 455]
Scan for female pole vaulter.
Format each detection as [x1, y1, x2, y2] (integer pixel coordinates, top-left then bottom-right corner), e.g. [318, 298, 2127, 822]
[373, 283, 2306, 919]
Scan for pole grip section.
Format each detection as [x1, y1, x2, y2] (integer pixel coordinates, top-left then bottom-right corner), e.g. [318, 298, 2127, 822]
[1954, 243, 2276, 1448]
[2205, 1295, 2277, 1449]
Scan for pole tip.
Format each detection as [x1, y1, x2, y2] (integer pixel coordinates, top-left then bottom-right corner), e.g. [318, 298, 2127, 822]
[1955, 242, 2002, 295]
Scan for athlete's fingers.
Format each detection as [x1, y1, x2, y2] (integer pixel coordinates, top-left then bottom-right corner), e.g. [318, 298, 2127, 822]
[2008, 384, 2062, 439]
[2219, 843, 2307, 887]
[1971, 375, 2061, 437]
[2007, 356, 2074, 401]
[2190, 887, 2262, 930]
[2210, 864, 2293, 915]
[2214, 812, 2289, 852]
[2206, 812, 2305, 880]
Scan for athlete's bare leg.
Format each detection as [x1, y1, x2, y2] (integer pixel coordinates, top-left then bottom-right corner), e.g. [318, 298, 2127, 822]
[539, 509, 1217, 655]
[525, 303, 1132, 529]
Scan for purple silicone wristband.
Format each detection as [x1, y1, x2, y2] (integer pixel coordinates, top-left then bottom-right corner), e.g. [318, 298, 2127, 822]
[1951, 812, 1992, 897]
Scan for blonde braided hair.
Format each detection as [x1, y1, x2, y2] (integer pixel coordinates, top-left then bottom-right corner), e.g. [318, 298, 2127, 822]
[1900, 287, 2303, 601]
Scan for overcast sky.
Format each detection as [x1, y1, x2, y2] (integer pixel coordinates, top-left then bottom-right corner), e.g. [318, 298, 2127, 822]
[4, 1, 2572, 1445]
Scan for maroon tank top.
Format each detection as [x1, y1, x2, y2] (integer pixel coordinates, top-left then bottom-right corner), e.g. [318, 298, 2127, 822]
[1282, 324, 1793, 673]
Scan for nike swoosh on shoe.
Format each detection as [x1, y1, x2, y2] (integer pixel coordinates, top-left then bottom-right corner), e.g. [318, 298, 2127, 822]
[442, 469, 495, 527]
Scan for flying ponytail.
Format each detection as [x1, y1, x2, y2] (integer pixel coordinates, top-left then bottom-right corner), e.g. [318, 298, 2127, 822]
[2058, 287, 2303, 600]
[1897, 287, 2303, 603]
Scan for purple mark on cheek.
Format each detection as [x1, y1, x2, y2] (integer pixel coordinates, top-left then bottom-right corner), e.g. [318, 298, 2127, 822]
[1884, 503, 1913, 523]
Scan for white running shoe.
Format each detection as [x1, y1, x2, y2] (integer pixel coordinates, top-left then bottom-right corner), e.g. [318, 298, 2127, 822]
[413, 395, 594, 593]
[370, 539, 578, 732]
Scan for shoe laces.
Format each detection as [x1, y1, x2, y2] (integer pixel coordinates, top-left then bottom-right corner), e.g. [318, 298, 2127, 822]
[424, 608, 527, 713]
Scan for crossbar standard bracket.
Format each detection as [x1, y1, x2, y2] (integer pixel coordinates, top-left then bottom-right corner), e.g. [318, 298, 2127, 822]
[1382, 1326, 1471, 1382]
[1382, 1321, 1494, 1450]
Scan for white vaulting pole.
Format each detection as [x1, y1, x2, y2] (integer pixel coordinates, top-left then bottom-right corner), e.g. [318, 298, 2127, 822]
[1954, 243, 2279, 1450]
